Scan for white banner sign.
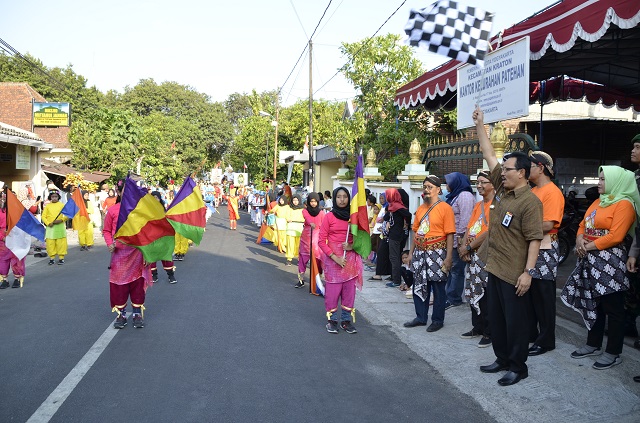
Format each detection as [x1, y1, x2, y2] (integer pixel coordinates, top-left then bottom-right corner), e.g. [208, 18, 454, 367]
[457, 36, 530, 129]
[15, 145, 31, 169]
[234, 173, 248, 186]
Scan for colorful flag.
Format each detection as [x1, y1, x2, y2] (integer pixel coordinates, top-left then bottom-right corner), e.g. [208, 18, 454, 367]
[166, 176, 206, 245]
[405, 0, 494, 66]
[115, 177, 175, 262]
[61, 187, 90, 231]
[5, 189, 45, 259]
[243, 162, 248, 170]
[350, 153, 372, 259]
[309, 228, 323, 296]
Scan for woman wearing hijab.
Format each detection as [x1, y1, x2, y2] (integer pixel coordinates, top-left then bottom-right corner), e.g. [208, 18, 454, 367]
[443, 172, 476, 309]
[270, 195, 290, 254]
[404, 176, 456, 333]
[562, 165, 640, 370]
[369, 195, 392, 281]
[384, 189, 412, 288]
[296, 192, 325, 288]
[285, 194, 305, 267]
[318, 187, 363, 334]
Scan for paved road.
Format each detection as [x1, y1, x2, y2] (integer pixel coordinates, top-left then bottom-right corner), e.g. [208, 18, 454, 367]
[0, 210, 495, 423]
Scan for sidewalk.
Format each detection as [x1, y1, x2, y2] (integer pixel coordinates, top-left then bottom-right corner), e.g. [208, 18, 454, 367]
[355, 266, 640, 423]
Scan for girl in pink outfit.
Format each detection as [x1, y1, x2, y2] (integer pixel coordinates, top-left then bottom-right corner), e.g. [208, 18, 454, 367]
[318, 187, 363, 334]
[296, 192, 325, 289]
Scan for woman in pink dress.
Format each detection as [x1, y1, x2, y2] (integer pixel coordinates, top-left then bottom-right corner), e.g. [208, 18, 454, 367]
[296, 192, 325, 289]
[318, 187, 363, 334]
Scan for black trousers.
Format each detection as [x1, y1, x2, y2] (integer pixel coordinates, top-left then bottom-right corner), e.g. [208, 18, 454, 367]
[401, 267, 414, 288]
[471, 293, 490, 337]
[389, 239, 403, 285]
[527, 277, 556, 349]
[487, 273, 530, 373]
[587, 291, 626, 355]
[375, 239, 391, 276]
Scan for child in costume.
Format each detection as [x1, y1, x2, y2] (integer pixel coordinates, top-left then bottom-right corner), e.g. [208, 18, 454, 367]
[41, 190, 68, 265]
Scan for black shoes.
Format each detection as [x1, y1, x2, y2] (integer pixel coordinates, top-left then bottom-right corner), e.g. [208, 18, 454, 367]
[570, 348, 601, 359]
[49, 259, 55, 265]
[12, 279, 21, 288]
[168, 273, 177, 284]
[498, 370, 528, 386]
[58, 259, 64, 265]
[528, 345, 553, 356]
[152, 271, 159, 283]
[426, 323, 443, 332]
[403, 318, 427, 328]
[341, 321, 357, 334]
[0, 280, 9, 289]
[326, 320, 339, 334]
[444, 301, 460, 310]
[460, 329, 482, 339]
[132, 314, 145, 328]
[634, 375, 640, 383]
[480, 361, 509, 373]
[113, 314, 127, 329]
[294, 281, 305, 289]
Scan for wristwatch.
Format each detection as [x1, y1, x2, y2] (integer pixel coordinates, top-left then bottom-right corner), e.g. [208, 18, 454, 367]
[466, 245, 472, 252]
[526, 268, 535, 276]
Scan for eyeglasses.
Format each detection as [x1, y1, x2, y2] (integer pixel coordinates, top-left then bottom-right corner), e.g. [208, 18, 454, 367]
[476, 181, 491, 185]
[423, 185, 436, 190]
[501, 167, 518, 173]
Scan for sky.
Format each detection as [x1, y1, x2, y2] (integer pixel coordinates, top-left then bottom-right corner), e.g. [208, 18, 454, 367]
[1, 0, 548, 106]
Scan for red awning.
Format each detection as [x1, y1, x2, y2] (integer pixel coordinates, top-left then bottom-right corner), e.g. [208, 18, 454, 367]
[395, 0, 640, 112]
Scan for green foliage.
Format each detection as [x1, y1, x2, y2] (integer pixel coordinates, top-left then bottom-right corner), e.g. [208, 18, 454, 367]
[378, 154, 410, 182]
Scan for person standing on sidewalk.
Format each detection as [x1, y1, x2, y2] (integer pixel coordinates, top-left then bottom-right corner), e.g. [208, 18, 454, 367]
[403, 175, 455, 333]
[562, 166, 639, 370]
[526, 151, 565, 357]
[318, 187, 363, 334]
[473, 107, 543, 386]
[443, 172, 475, 310]
[459, 170, 495, 348]
[383, 188, 412, 289]
[626, 134, 640, 384]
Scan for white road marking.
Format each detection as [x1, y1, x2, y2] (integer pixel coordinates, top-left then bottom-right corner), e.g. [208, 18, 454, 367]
[26, 321, 120, 423]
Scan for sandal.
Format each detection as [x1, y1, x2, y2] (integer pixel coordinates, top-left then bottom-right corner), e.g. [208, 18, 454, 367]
[368, 276, 382, 281]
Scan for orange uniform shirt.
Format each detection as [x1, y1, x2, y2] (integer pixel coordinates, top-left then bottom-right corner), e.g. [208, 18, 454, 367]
[412, 201, 456, 237]
[531, 182, 565, 230]
[578, 199, 636, 250]
[466, 200, 491, 238]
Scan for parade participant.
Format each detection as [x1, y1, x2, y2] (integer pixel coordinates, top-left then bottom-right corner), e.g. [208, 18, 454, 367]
[101, 189, 117, 214]
[443, 172, 475, 309]
[296, 192, 325, 288]
[285, 194, 304, 267]
[150, 191, 177, 283]
[562, 166, 639, 370]
[271, 196, 290, 254]
[318, 187, 363, 334]
[474, 107, 543, 386]
[323, 190, 333, 211]
[0, 192, 17, 289]
[41, 190, 68, 265]
[103, 180, 152, 329]
[459, 170, 494, 348]
[173, 233, 189, 262]
[403, 175, 455, 333]
[76, 191, 95, 251]
[225, 184, 240, 230]
[527, 151, 565, 356]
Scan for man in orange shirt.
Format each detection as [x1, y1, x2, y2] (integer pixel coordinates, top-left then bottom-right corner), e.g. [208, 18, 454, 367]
[527, 151, 565, 356]
[403, 175, 456, 333]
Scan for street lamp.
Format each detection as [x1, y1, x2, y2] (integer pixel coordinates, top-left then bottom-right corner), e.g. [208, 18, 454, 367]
[259, 110, 279, 181]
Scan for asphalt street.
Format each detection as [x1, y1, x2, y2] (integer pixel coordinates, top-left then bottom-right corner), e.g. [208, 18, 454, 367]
[0, 209, 496, 423]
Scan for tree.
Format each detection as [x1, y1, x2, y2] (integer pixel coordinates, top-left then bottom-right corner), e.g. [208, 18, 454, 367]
[339, 34, 431, 179]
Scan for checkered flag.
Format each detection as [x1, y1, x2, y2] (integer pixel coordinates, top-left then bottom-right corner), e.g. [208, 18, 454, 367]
[405, 1, 494, 66]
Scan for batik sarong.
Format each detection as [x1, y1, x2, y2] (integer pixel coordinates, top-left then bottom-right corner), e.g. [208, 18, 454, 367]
[412, 236, 447, 302]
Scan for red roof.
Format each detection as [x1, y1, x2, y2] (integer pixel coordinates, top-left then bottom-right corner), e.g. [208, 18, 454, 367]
[395, 0, 640, 112]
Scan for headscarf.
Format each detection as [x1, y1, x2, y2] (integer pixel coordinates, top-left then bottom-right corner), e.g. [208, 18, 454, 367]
[331, 187, 351, 221]
[444, 172, 473, 204]
[385, 188, 406, 212]
[277, 196, 287, 206]
[306, 192, 321, 217]
[290, 194, 303, 210]
[398, 189, 410, 209]
[599, 166, 640, 211]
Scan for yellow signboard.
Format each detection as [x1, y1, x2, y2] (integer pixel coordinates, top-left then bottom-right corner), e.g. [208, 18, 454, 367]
[33, 102, 71, 127]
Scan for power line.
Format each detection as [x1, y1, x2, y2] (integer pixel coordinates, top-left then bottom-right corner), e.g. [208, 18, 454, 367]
[313, 0, 407, 96]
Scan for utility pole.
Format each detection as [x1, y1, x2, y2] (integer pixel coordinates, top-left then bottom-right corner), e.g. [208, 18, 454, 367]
[273, 90, 279, 181]
[308, 39, 314, 190]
